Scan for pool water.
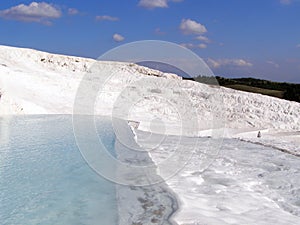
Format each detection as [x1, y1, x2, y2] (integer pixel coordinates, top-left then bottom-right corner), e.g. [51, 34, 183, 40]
[0, 115, 118, 225]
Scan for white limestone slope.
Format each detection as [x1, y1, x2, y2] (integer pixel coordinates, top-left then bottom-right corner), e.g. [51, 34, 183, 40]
[0, 46, 300, 131]
[0, 45, 299, 145]
[1, 45, 300, 225]
[0, 45, 179, 115]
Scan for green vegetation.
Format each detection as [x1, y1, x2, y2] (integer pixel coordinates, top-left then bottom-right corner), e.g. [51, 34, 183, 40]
[184, 76, 300, 103]
[225, 84, 284, 98]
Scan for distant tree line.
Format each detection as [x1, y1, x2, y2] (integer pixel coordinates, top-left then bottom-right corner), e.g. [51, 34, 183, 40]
[183, 76, 300, 103]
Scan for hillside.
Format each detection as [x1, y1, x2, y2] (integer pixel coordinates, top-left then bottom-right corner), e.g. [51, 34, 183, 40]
[188, 76, 300, 103]
[0, 45, 300, 135]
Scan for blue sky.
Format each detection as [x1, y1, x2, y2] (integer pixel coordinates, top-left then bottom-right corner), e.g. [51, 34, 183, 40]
[0, 0, 299, 83]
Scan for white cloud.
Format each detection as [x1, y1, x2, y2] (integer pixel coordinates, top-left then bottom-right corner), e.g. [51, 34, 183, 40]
[138, 0, 183, 9]
[113, 33, 125, 42]
[297, 44, 300, 48]
[180, 19, 207, 35]
[180, 43, 207, 49]
[0, 2, 61, 25]
[195, 35, 211, 43]
[267, 61, 279, 68]
[138, 0, 168, 9]
[207, 58, 221, 68]
[280, 0, 292, 4]
[96, 15, 119, 22]
[207, 58, 253, 68]
[180, 43, 195, 49]
[198, 43, 207, 49]
[68, 8, 79, 15]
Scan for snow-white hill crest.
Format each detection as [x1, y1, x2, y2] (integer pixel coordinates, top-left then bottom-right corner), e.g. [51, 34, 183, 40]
[0, 45, 299, 135]
[0, 45, 91, 73]
[0, 45, 180, 78]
